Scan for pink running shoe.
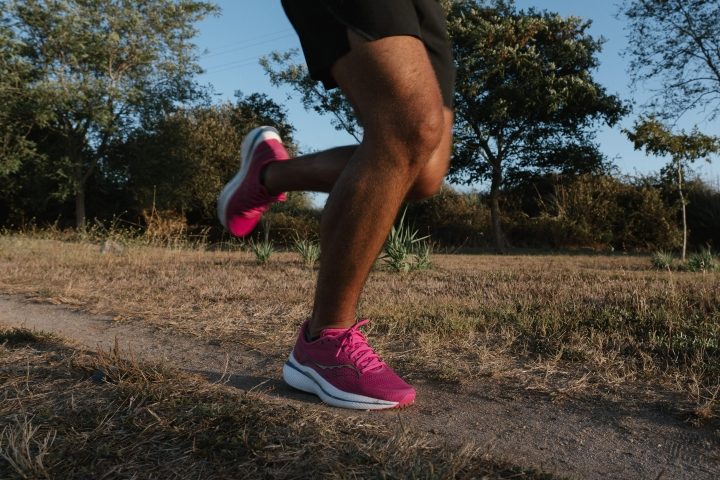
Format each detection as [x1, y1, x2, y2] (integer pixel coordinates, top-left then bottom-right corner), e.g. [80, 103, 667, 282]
[283, 319, 416, 410]
[217, 126, 289, 237]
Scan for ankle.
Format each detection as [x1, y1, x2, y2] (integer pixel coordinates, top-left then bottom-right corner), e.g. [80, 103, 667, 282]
[308, 319, 355, 339]
[259, 164, 273, 194]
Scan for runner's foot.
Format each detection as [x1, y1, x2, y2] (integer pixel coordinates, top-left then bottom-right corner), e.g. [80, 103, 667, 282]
[217, 126, 289, 237]
[283, 319, 416, 410]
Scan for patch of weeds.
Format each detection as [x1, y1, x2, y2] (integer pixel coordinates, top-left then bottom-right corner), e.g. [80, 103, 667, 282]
[686, 249, 717, 272]
[382, 208, 432, 273]
[413, 240, 433, 270]
[248, 238, 274, 264]
[651, 250, 675, 270]
[0, 417, 56, 479]
[293, 234, 320, 268]
[83, 215, 141, 245]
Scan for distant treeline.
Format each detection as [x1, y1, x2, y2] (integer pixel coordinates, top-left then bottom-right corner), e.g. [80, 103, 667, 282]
[1, 96, 718, 251]
[266, 175, 720, 252]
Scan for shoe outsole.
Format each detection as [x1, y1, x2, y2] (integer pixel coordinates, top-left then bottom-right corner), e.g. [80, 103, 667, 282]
[217, 126, 281, 235]
[283, 353, 414, 411]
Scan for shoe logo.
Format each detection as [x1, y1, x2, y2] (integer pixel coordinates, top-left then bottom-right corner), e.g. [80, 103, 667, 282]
[312, 362, 359, 374]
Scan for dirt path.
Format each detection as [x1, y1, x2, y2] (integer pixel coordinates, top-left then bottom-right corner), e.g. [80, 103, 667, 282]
[2, 294, 718, 480]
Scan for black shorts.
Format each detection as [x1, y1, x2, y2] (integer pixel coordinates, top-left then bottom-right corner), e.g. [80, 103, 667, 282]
[281, 0, 455, 108]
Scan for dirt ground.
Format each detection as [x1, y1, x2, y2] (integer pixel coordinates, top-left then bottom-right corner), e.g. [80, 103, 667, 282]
[2, 294, 718, 479]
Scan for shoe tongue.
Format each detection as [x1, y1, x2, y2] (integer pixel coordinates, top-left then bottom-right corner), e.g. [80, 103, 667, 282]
[319, 326, 352, 338]
[319, 319, 369, 338]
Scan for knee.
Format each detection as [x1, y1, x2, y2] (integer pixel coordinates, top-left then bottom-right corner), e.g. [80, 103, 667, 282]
[408, 174, 445, 201]
[367, 102, 445, 172]
[407, 149, 450, 201]
[401, 106, 445, 166]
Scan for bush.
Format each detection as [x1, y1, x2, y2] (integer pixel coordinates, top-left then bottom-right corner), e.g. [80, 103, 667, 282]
[293, 234, 320, 268]
[686, 249, 717, 272]
[405, 185, 490, 248]
[506, 175, 682, 251]
[651, 250, 675, 270]
[263, 192, 320, 246]
[382, 208, 432, 272]
[686, 182, 720, 249]
[248, 237, 274, 264]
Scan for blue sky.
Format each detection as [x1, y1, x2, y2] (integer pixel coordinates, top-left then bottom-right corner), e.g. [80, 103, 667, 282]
[193, 0, 720, 189]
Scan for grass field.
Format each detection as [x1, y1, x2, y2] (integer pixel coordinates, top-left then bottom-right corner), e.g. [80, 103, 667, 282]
[1, 235, 718, 419]
[0, 235, 718, 477]
[0, 329, 550, 479]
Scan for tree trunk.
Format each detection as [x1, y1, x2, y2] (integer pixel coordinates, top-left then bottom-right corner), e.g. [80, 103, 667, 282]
[489, 163, 506, 253]
[75, 182, 86, 231]
[677, 160, 687, 261]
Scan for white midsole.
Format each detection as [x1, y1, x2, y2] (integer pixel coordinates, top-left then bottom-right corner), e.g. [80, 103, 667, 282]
[282, 352, 398, 410]
[217, 126, 281, 229]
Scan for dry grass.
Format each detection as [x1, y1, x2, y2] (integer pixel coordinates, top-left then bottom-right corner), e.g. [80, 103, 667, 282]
[0, 328, 551, 479]
[0, 235, 718, 419]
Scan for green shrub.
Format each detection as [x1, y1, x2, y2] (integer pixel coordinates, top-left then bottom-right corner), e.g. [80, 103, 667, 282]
[406, 185, 490, 248]
[651, 250, 675, 270]
[506, 175, 682, 251]
[686, 249, 717, 272]
[248, 238, 273, 264]
[686, 182, 720, 248]
[293, 235, 320, 268]
[413, 240, 433, 270]
[264, 192, 320, 246]
[382, 208, 431, 273]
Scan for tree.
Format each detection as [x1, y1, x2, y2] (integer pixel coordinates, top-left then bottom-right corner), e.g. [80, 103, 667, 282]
[0, 1, 40, 178]
[111, 93, 296, 224]
[625, 117, 720, 260]
[447, 0, 625, 250]
[262, 0, 625, 252]
[621, 0, 720, 120]
[5, 0, 216, 229]
[261, 50, 362, 142]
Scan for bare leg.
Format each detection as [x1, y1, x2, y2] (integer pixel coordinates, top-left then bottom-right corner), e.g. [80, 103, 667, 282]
[297, 33, 449, 337]
[264, 146, 356, 195]
[264, 109, 454, 201]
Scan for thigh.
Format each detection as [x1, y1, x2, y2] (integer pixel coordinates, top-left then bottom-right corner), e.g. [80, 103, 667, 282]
[283, 0, 455, 108]
[329, 0, 455, 109]
[330, 32, 444, 140]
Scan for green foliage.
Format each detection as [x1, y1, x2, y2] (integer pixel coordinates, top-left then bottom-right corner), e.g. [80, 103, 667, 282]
[506, 174, 681, 250]
[0, 2, 45, 209]
[621, 0, 720, 119]
[625, 117, 720, 258]
[382, 209, 432, 273]
[651, 251, 675, 271]
[248, 238, 274, 265]
[686, 182, 720, 248]
[110, 95, 295, 225]
[406, 185, 490, 247]
[686, 249, 717, 273]
[448, 0, 625, 181]
[0, 20, 38, 176]
[293, 234, 320, 268]
[626, 117, 720, 163]
[264, 192, 320, 246]
[261, 51, 361, 142]
[3, 0, 217, 228]
[446, 0, 626, 250]
[413, 240, 433, 270]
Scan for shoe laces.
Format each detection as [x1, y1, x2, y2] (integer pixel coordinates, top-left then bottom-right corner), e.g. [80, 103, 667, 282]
[337, 319, 386, 374]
